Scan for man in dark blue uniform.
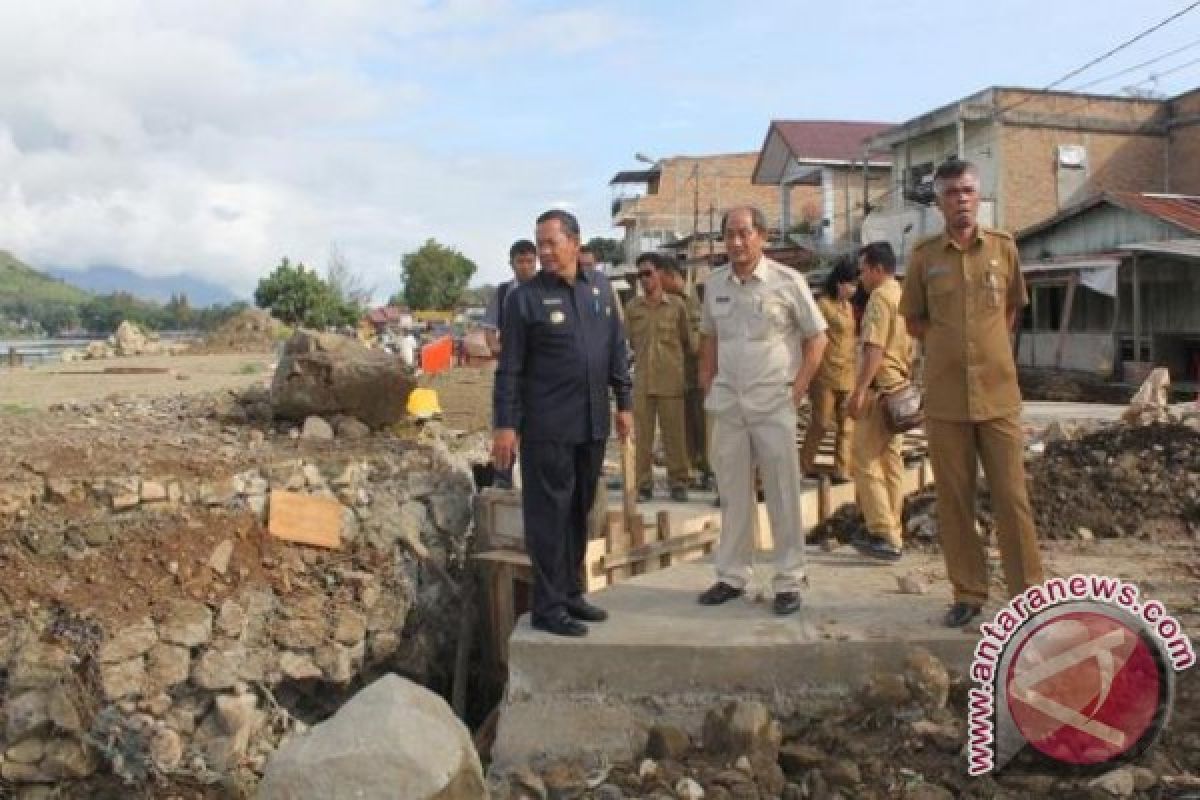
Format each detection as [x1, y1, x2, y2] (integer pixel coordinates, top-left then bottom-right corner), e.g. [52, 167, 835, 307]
[492, 209, 633, 637]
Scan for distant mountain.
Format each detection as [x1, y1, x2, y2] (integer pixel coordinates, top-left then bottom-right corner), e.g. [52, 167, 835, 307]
[0, 250, 91, 306]
[49, 265, 242, 307]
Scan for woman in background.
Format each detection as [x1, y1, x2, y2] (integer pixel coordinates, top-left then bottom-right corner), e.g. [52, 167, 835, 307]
[799, 258, 860, 483]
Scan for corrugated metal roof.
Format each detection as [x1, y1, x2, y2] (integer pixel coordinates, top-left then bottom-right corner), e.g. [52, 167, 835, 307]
[1018, 192, 1200, 239]
[1118, 238, 1200, 259]
[1108, 193, 1200, 234]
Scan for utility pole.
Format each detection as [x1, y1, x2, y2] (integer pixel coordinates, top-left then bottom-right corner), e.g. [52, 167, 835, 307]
[708, 204, 716, 266]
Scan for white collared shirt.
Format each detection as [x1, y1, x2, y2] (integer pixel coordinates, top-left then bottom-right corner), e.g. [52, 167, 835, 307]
[700, 256, 826, 413]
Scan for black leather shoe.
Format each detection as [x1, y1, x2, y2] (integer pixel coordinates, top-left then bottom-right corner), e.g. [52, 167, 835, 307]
[944, 602, 983, 628]
[773, 591, 802, 615]
[852, 534, 903, 562]
[565, 598, 608, 622]
[638, 487, 653, 502]
[532, 612, 588, 637]
[670, 486, 689, 503]
[698, 581, 744, 606]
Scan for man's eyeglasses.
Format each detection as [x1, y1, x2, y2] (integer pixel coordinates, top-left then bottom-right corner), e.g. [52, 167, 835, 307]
[637, 270, 654, 278]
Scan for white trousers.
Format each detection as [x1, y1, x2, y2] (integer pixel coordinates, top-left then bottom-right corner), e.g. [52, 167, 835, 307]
[709, 390, 806, 593]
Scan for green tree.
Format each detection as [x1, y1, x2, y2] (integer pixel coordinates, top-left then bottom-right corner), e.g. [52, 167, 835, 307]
[254, 258, 357, 329]
[399, 239, 477, 310]
[585, 236, 624, 266]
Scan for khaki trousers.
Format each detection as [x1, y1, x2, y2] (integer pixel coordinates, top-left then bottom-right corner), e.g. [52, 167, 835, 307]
[926, 414, 1044, 605]
[852, 392, 904, 548]
[634, 391, 689, 490]
[799, 380, 854, 478]
[684, 387, 709, 475]
[710, 393, 805, 593]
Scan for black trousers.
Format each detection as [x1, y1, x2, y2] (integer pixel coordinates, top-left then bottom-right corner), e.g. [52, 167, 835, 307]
[519, 438, 606, 621]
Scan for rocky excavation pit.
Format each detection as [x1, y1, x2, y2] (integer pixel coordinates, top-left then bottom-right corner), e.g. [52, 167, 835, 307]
[0, 382, 487, 798]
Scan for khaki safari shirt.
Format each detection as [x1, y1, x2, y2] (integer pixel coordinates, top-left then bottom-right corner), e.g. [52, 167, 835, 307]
[860, 276, 911, 392]
[626, 293, 692, 396]
[898, 228, 1028, 421]
[679, 291, 703, 390]
[700, 256, 826, 414]
[814, 295, 856, 392]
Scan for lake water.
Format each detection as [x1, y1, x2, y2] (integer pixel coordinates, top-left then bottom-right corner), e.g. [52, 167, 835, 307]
[0, 333, 195, 365]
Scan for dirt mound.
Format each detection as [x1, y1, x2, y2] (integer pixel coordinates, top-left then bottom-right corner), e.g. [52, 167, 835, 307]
[1019, 368, 1131, 404]
[198, 308, 288, 354]
[1029, 421, 1200, 540]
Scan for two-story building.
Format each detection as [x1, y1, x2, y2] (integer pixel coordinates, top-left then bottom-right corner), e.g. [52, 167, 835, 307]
[862, 86, 1194, 260]
[751, 119, 893, 252]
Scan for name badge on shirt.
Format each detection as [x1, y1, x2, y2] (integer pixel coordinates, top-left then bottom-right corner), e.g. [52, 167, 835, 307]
[715, 296, 732, 304]
[927, 265, 950, 278]
[542, 297, 563, 306]
[549, 310, 566, 324]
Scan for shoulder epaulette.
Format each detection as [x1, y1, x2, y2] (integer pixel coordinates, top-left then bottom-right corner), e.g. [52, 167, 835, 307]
[912, 233, 942, 250]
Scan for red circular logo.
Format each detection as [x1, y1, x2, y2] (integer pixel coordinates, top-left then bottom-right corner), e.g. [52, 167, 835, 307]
[1005, 610, 1164, 765]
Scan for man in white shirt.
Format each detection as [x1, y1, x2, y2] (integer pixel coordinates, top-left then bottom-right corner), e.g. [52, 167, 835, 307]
[698, 206, 828, 616]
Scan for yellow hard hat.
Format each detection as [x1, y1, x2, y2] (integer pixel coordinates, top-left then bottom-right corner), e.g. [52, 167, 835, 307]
[406, 387, 442, 419]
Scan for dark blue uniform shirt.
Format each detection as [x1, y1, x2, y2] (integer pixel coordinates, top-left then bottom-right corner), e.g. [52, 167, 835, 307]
[493, 267, 632, 443]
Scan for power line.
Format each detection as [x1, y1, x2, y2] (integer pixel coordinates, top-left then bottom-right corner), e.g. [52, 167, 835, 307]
[1070, 36, 1200, 92]
[997, 1, 1200, 116]
[1046, 0, 1200, 89]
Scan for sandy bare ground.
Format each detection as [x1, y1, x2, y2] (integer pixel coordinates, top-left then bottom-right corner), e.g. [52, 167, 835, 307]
[0, 352, 275, 409]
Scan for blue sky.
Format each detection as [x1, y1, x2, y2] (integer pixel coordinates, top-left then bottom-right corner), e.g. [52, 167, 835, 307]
[1, 0, 1198, 297]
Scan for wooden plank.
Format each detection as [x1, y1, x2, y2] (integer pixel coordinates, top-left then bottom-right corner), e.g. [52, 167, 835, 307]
[267, 491, 342, 549]
[490, 562, 515, 671]
[628, 513, 647, 575]
[602, 528, 720, 571]
[605, 510, 631, 583]
[1054, 272, 1079, 369]
[471, 548, 531, 568]
[620, 437, 638, 533]
[656, 511, 673, 569]
[817, 475, 831, 524]
[584, 536, 608, 592]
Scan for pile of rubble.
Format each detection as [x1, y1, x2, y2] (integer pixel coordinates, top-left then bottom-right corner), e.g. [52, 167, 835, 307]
[0, 378, 488, 795]
[493, 649, 1199, 800]
[195, 309, 289, 355]
[1027, 420, 1200, 541]
[59, 320, 190, 363]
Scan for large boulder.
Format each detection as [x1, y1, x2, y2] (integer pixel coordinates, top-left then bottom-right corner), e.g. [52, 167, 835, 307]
[258, 673, 484, 800]
[271, 331, 415, 429]
[114, 320, 148, 356]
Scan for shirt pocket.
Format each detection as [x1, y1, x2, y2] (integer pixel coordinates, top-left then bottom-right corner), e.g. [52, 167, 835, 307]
[926, 276, 961, 326]
[982, 269, 1008, 311]
[748, 298, 788, 341]
[709, 300, 734, 339]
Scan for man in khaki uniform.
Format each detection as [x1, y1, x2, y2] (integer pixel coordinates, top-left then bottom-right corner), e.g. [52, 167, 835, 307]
[698, 206, 827, 616]
[626, 252, 693, 502]
[800, 258, 859, 482]
[898, 159, 1044, 628]
[662, 260, 710, 488]
[846, 241, 912, 562]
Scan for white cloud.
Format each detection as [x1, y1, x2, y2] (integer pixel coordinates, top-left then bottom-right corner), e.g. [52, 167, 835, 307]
[0, 0, 627, 299]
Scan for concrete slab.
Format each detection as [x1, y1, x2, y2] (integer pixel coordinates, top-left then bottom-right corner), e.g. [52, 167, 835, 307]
[492, 550, 974, 770]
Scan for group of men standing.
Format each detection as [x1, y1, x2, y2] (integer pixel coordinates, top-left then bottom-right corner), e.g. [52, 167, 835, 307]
[491, 157, 1043, 637]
